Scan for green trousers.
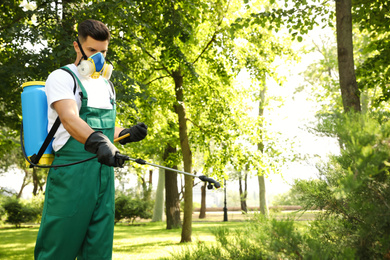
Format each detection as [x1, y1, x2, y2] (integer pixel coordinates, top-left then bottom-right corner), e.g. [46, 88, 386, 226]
[34, 151, 115, 260]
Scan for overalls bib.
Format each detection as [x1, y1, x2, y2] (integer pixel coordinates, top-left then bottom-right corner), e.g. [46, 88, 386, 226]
[35, 67, 116, 260]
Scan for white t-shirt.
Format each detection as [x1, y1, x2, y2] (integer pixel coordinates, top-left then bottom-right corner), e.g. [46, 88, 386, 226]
[45, 64, 115, 151]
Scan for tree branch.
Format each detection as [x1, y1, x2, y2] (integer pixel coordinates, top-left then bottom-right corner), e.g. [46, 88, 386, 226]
[192, 33, 217, 65]
[143, 48, 174, 77]
[144, 75, 170, 85]
[121, 37, 174, 78]
[186, 118, 207, 133]
[192, 0, 232, 65]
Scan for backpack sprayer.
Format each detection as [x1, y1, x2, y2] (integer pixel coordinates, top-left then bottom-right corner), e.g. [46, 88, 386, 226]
[20, 79, 220, 190]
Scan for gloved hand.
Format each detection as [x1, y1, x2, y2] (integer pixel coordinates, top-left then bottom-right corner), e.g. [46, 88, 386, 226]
[85, 131, 129, 167]
[118, 123, 148, 144]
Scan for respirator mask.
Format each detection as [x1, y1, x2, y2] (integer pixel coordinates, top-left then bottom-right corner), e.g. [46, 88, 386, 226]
[76, 39, 113, 80]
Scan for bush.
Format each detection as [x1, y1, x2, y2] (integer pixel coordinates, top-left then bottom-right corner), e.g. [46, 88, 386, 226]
[167, 214, 356, 260]
[271, 188, 303, 206]
[25, 193, 45, 223]
[2, 196, 40, 227]
[115, 190, 154, 224]
[0, 194, 6, 223]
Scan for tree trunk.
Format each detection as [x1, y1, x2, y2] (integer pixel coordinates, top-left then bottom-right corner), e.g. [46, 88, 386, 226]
[258, 175, 268, 216]
[172, 69, 193, 243]
[164, 144, 181, 229]
[336, 0, 361, 112]
[17, 169, 29, 199]
[149, 169, 153, 188]
[152, 167, 165, 222]
[32, 168, 39, 196]
[258, 86, 269, 216]
[199, 182, 206, 219]
[239, 171, 248, 213]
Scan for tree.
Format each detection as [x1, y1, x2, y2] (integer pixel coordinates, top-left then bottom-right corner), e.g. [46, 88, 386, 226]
[199, 181, 207, 218]
[352, 0, 390, 106]
[270, 0, 389, 111]
[238, 170, 248, 213]
[152, 167, 165, 222]
[257, 87, 269, 216]
[223, 1, 297, 217]
[335, 0, 360, 112]
[163, 145, 182, 229]
[0, 0, 96, 198]
[0, 126, 46, 198]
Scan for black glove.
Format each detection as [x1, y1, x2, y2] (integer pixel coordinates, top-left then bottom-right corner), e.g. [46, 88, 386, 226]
[118, 123, 148, 144]
[85, 131, 129, 167]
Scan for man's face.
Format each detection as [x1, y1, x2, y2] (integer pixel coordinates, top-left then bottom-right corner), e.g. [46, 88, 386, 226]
[76, 36, 109, 59]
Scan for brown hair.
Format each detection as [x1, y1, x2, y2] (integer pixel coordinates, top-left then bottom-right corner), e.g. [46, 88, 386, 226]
[77, 19, 110, 43]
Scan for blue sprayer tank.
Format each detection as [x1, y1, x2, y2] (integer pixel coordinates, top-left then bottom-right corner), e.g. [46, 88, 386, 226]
[21, 81, 54, 165]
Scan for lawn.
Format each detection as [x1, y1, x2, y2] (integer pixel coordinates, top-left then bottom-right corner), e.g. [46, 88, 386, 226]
[0, 219, 245, 259]
[0, 210, 316, 259]
[112, 221, 245, 260]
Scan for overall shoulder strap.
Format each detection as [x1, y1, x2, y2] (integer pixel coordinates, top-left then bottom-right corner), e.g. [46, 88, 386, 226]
[108, 80, 116, 100]
[61, 66, 88, 100]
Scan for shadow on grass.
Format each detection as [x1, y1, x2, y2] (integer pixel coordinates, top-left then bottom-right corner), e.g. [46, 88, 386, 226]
[114, 240, 180, 253]
[0, 226, 38, 260]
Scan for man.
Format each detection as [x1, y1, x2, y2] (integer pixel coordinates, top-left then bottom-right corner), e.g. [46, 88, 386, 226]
[34, 19, 147, 259]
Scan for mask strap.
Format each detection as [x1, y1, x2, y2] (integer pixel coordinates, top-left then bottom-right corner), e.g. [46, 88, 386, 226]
[105, 57, 113, 65]
[76, 38, 88, 65]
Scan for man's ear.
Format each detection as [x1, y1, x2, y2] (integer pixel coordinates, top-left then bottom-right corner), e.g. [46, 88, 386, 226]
[73, 41, 80, 53]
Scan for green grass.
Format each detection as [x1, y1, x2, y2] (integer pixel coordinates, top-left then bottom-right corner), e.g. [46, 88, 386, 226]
[112, 221, 245, 260]
[0, 221, 245, 260]
[0, 211, 317, 259]
[0, 225, 38, 259]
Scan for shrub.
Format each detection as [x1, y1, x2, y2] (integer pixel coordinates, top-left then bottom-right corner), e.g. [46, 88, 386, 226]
[2, 196, 40, 227]
[25, 193, 45, 223]
[167, 214, 355, 260]
[271, 187, 304, 206]
[115, 190, 154, 224]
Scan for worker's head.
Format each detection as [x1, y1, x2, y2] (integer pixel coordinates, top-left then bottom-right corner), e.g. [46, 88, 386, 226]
[77, 19, 110, 44]
[73, 19, 110, 65]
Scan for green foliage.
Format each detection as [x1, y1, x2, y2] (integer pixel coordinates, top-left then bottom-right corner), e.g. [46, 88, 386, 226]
[26, 193, 45, 223]
[167, 214, 355, 259]
[0, 127, 25, 174]
[294, 111, 390, 259]
[2, 196, 41, 228]
[0, 193, 7, 223]
[271, 187, 303, 206]
[284, 0, 390, 108]
[352, 0, 390, 105]
[115, 189, 154, 224]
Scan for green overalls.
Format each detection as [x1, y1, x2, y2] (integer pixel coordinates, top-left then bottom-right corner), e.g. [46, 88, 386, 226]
[35, 68, 116, 260]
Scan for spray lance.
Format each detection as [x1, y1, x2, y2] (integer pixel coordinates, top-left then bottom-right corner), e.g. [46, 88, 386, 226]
[126, 157, 221, 190]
